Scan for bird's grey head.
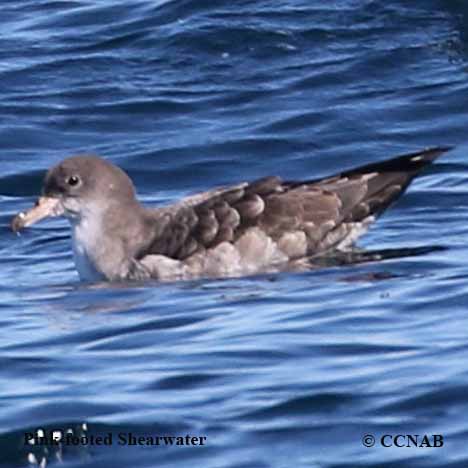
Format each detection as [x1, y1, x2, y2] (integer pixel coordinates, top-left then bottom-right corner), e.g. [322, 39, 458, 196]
[11, 155, 137, 231]
[43, 156, 136, 217]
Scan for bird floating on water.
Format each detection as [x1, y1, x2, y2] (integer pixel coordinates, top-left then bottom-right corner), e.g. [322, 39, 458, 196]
[11, 146, 451, 282]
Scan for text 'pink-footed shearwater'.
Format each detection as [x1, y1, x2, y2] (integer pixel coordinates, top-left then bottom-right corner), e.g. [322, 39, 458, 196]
[11, 146, 451, 282]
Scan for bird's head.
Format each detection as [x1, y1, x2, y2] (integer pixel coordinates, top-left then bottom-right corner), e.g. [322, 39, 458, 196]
[11, 155, 137, 232]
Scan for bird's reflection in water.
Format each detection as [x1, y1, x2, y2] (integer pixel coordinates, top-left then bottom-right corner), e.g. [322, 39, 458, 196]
[313, 244, 444, 266]
[284, 243, 445, 276]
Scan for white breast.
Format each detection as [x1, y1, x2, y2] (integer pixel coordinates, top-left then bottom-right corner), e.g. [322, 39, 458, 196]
[70, 218, 105, 282]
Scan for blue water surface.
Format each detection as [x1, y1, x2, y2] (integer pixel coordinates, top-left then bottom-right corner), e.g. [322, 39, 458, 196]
[2, 1, 468, 467]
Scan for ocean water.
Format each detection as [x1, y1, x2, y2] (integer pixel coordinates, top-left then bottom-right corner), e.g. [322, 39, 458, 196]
[1, 1, 468, 467]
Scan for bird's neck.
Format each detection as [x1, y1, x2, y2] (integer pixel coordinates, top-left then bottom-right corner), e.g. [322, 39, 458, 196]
[69, 201, 149, 282]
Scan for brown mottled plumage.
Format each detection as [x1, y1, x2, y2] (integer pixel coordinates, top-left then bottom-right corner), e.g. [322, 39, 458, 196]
[11, 146, 451, 282]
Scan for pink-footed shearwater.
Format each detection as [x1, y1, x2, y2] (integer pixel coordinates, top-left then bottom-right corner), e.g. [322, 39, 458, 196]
[11, 147, 451, 282]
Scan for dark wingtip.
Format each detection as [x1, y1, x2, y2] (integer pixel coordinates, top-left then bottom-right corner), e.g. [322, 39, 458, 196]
[432, 145, 454, 152]
[343, 145, 454, 177]
[412, 145, 454, 161]
[390, 145, 453, 170]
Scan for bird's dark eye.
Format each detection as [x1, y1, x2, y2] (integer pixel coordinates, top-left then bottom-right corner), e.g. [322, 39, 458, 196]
[67, 175, 80, 187]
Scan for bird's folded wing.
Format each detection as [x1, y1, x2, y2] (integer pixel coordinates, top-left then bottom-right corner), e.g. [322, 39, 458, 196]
[142, 176, 366, 260]
[142, 146, 451, 261]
